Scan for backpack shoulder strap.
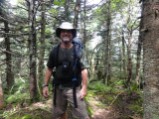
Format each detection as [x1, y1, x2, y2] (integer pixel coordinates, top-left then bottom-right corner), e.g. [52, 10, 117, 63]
[72, 41, 83, 59]
[52, 43, 60, 67]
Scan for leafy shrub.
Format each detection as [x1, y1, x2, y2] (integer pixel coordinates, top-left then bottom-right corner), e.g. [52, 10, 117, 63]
[88, 81, 112, 93]
[128, 104, 143, 115]
[5, 77, 30, 104]
[6, 93, 29, 104]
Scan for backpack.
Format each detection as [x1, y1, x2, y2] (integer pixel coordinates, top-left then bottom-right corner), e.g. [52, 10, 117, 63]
[52, 37, 83, 86]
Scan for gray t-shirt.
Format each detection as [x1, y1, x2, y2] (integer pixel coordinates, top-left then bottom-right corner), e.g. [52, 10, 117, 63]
[58, 47, 74, 66]
[47, 45, 89, 70]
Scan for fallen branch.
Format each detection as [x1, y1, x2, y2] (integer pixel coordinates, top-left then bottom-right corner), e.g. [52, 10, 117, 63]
[109, 92, 124, 106]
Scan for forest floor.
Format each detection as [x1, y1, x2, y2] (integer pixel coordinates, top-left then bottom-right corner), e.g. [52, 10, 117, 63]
[1, 89, 143, 119]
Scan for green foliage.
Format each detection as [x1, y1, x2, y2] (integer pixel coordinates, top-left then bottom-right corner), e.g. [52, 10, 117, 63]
[152, 114, 159, 119]
[87, 106, 93, 117]
[53, 0, 65, 6]
[111, 0, 126, 11]
[128, 105, 143, 115]
[114, 79, 124, 85]
[113, 90, 143, 117]
[88, 81, 112, 93]
[5, 113, 44, 119]
[21, 115, 32, 119]
[48, 8, 58, 16]
[130, 83, 139, 92]
[2, 108, 18, 119]
[6, 93, 29, 104]
[88, 78, 125, 94]
[4, 108, 52, 119]
[5, 77, 30, 104]
[17, 0, 25, 4]
[45, 28, 52, 38]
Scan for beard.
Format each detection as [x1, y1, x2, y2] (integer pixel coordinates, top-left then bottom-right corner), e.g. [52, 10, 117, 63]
[62, 37, 72, 44]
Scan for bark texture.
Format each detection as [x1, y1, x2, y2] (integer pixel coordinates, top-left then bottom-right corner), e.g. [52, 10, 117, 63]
[28, 0, 38, 102]
[142, 1, 159, 119]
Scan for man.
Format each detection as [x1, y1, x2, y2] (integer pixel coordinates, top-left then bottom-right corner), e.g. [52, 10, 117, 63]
[42, 22, 90, 119]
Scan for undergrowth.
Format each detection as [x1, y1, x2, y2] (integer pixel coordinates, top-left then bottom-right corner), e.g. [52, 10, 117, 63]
[1, 78, 143, 119]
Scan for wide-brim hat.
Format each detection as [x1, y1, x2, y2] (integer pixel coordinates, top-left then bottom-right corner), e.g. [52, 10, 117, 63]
[56, 22, 76, 38]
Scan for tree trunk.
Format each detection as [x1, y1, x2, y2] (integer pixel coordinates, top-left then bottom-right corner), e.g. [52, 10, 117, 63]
[0, 73, 4, 109]
[0, 0, 4, 14]
[4, 19, 14, 89]
[135, 22, 143, 88]
[121, 28, 126, 80]
[73, 0, 80, 28]
[126, 31, 133, 88]
[28, 0, 38, 102]
[135, 4, 144, 89]
[64, 0, 70, 21]
[142, 1, 159, 118]
[103, 0, 112, 84]
[83, 0, 87, 45]
[38, 0, 46, 95]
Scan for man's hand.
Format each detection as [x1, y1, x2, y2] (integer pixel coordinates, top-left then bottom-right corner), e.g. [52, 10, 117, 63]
[80, 69, 88, 100]
[80, 87, 87, 100]
[42, 87, 49, 98]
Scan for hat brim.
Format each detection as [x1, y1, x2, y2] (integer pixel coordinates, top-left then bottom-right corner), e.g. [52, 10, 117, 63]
[56, 28, 76, 38]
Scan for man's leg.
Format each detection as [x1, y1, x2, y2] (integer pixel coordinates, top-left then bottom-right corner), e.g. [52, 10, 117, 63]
[66, 88, 90, 119]
[52, 88, 67, 119]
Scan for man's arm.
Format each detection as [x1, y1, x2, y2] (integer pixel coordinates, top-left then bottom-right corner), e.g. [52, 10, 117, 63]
[44, 68, 52, 85]
[42, 68, 52, 98]
[80, 68, 88, 99]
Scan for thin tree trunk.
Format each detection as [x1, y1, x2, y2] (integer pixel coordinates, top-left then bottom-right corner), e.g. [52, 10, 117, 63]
[0, 0, 4, 15]
[73, 0, 80, 28]
[104, 0, 112, 84]
[28, 0, 38, 102]
[4, 20, 14, 89]
[38, 0, 46, 96]
[142, 1, 159, 118]
[126, 31, 132, 88]
[135, 31, 142, 88]
[135, 5, 143, 88]
[121, 28, 126, 80]
[0, 73, 4, 109]
[83, 0, 87, 45]
[64, 0, 70, 21]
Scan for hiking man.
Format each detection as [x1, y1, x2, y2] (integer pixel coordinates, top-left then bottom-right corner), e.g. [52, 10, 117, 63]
[42, 22, 90, 119]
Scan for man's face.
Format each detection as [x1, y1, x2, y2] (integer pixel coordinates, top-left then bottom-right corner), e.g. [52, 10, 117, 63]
[60, 29, 73, 43]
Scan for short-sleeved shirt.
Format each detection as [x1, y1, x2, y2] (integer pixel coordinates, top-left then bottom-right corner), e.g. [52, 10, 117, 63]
[47, 45, 89, 70]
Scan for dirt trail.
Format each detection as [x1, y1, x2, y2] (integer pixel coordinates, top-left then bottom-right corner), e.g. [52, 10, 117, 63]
[30, 97, 119, 119]
[1, 90, 143, 119]
[88, 97, 119, 119]
[2, 93, 142, 119]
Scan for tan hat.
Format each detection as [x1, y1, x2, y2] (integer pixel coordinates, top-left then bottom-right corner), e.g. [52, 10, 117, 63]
[56, 22, 76, 38]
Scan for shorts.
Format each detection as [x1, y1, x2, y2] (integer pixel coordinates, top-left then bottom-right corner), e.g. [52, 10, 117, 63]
[52, 86, 89, 119]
